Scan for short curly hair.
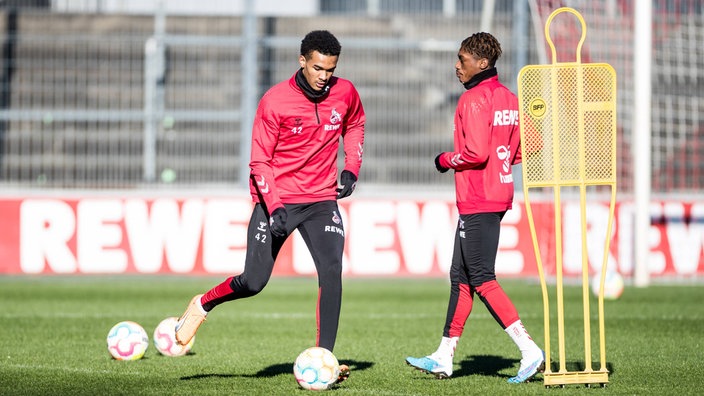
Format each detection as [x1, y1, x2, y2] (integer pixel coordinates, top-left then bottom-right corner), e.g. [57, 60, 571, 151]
[460, 32, 502, 67]
[300, 30, 341, 59]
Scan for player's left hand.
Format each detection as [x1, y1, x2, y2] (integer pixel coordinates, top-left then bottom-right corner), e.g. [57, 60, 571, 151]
[336, 170, 357, 199]
[434, 153, 450, 173]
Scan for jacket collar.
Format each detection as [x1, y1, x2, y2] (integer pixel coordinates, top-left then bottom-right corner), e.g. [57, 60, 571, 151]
[295, 68, 331, 101]
[463, 67, 498, 90]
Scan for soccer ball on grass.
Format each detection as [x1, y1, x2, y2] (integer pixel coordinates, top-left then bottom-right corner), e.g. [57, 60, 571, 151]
[591, 271, 624, 300]
[153, 316, 195, 357]
[106, 321, 149, 361]
[293, 346, 340, 390]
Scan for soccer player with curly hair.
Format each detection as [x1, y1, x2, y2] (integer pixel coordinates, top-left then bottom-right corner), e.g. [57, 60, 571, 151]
[406, 32, 544, 383]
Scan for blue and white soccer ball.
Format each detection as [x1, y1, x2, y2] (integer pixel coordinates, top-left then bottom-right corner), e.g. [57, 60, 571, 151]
[293, 347, 340, 391]
[591, 271, 624, 300]
[106, 321, 149, 361]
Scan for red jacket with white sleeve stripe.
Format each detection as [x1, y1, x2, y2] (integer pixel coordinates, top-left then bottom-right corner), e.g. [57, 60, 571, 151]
[249, 72, 365, 213]
[437, 73, 522, 215]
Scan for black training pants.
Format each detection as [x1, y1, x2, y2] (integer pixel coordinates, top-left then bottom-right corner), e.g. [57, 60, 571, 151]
[229, 200, 345, 351]
[442, 211, 505, 337]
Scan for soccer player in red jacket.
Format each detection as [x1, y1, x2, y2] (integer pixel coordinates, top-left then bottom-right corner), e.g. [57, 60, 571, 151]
[174, 30, 364, 382]
[406, 32, 544, 383]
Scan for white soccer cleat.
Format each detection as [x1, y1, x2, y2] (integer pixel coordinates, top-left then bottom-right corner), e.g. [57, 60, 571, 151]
[406, 355, 453, 379]
[508, 350, 545, 383]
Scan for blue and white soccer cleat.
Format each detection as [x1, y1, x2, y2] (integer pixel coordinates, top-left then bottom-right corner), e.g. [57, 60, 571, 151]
[406, 356, 453, 379]
[508, 350, 545, 383]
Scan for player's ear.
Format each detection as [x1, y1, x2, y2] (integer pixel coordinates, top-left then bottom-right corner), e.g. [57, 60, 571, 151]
[298, 55, 306, 68]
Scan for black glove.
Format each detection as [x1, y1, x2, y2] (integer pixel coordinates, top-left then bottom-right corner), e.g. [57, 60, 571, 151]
[336, 170, 358, 199]
[269, 207, 288, 237]
[434, 153, 449, 173]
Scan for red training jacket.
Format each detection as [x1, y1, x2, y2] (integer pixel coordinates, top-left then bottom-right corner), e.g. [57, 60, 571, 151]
[437, 75, 522, 214]
[249, 72, 365, 213]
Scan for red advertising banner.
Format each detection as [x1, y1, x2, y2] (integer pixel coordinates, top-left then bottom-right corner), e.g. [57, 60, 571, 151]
[1, 196, 702, 278]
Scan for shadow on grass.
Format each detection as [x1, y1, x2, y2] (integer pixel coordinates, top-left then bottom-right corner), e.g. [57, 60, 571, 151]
[547, 360, 616, 375]
[454, 354, 516, 378]
[456, 356, 617, 379]
[180, 359, 374, 381]
[451, 355, 617, 381]
[181, 373, 236, 380]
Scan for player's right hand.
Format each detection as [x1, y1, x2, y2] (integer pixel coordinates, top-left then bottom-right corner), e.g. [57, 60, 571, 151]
[269, 207, 288, 237]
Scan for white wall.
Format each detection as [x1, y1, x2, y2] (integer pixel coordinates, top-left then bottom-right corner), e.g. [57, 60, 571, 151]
[52, 0, 320, 16]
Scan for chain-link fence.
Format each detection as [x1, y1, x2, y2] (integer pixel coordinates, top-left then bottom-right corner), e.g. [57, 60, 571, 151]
[0, 0, 701, 194]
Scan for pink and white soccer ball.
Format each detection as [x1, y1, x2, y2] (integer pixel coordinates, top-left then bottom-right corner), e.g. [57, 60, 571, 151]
[293, 346, 340, 391]
[153, 316, 194, 357]
[591, 271, 624, 300]
[106, 321, 149, 361]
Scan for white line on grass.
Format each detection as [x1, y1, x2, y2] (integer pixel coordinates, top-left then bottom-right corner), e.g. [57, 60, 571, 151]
[0, 312, 154, 319]
[2, 311, 696, 321]
[238, 312, 448, 319]
[341, 389, 429, 396]
[3, 363, 147, 376]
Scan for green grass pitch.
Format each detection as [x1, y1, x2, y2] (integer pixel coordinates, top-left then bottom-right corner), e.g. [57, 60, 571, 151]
[1, 275, 701, 395]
